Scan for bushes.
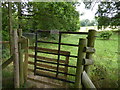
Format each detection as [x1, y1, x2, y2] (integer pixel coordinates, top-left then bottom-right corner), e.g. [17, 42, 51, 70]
[99, 31, 113, 40]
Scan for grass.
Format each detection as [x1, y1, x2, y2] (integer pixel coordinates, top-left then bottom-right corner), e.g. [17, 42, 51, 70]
[2, 31, 118, 88]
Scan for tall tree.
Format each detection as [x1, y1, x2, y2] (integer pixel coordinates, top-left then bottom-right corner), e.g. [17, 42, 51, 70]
[22, 2, 80, 31]
[95, 1, 120, 29]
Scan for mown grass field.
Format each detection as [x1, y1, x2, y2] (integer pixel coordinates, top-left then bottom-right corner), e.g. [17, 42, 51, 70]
[2, 31, 118, 88]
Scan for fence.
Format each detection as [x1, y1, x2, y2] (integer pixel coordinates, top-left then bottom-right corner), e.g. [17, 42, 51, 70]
[1, 29, 96, 89]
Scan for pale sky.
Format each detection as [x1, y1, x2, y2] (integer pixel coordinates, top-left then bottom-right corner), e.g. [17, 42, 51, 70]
[76, 2, 99, 20]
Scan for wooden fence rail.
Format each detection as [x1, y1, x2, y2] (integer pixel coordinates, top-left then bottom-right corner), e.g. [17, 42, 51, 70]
[0, 41, 9, 44]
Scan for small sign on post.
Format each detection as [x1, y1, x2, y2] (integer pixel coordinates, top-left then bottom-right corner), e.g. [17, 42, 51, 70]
[50, 30, 59, 34]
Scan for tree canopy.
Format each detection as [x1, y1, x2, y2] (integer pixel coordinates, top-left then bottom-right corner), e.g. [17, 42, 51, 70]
[95, 1, 120, 29]
[2, 2, 80, 40]
[23, 2, 80, 31]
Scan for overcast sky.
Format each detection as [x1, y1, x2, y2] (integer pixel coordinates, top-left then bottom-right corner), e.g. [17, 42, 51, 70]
[76, 2, 99, 20]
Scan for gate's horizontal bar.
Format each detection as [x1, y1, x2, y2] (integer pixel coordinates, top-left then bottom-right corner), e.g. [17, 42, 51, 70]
[28, 61, 65, 72]
[36, 60, 77, 68]
[37, 50, 78, 58]
[37, 41, 79, 47]
[28, 54, 66, 63]
[29, 46, 70, 55]
[36, 67, 76, 76]
[36, 30, 88, 35]
[35, 72, 75, 84]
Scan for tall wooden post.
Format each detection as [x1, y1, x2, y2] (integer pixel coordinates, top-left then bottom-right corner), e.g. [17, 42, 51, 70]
[13, 29, 20, 88]
[18, 2, 22, 29]
[75, 39, 87, 88]
[18, 29, 24, 86]
[8, 2, 13, 55]
[84, 29, 96, 74]
[24, 38, 29, 82]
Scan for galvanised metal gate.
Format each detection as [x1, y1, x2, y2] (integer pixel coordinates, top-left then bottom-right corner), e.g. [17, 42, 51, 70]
[33, 30, 88, 84]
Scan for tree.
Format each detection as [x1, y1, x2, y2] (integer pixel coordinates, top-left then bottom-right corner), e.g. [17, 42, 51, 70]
[2, 2, 80, 37]
[95, 1, 120, 29]
[23, 2, 80, 31]
[80, 19, 97, 26]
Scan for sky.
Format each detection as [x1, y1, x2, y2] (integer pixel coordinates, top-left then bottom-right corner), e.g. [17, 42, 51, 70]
[76, 2, 99, 20]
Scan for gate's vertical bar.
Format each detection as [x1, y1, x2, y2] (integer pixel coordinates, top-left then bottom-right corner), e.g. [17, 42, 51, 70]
[13, 29, 20, 88]
[56, 33, 62, 77]
[75, 38, 87, 88]
[84, 30, 96, 74]
[18, 29, 24, 86]
[24, 38, 29, 82]
[34, 31, 38, 75]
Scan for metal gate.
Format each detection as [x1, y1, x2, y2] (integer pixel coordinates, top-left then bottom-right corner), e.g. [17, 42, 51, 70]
[33, 30, 88, 84]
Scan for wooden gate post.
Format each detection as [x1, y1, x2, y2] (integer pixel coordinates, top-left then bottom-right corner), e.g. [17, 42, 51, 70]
[24, 38, 29, 82]
[84, 29, 96, 74]
[18, 29, 24, 86]
[13, 29, 20, 88]
[75, 38, 87, 88]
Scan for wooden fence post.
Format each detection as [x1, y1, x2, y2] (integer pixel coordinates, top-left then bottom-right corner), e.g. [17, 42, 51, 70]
[18, 29, 24, 86]
[84, 29, 96, 74]
[24, 38, 29, 82]
[8, 2, 13, 55]
[75, 38, 87, 88]
[13, 29, 20, 88]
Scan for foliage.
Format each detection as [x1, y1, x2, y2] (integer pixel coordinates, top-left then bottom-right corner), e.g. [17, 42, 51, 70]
[2, 2, 18, 41]
[95, 1, 120, 29]
[24, 2, 80, 31]
[98, 31, 113, 40]
[2, 2, 80, 40]
[80, 19, 97, 26]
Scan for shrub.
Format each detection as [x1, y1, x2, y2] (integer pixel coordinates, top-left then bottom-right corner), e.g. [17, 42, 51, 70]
[99, 31, 113, 40]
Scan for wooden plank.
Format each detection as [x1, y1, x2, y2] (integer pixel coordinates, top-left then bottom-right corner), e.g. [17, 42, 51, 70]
[82, 59, 94, 65]
[13, 29, 20, 88]
[28, 54, 66, 63]
[29, 46, 70, 55]
[2, 56, 13, 69]
[28, 68, 65, 79]
[28, 61, 65, 72]
[82, 71, 96, 89]
[84, 47, 95, 53]
[75, 39, 87, 88]
[0, 41, 9, 44]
